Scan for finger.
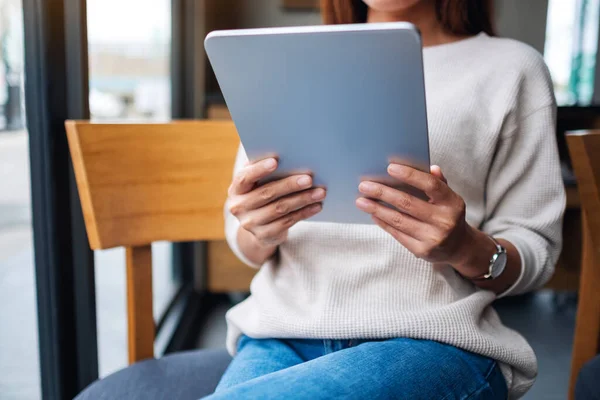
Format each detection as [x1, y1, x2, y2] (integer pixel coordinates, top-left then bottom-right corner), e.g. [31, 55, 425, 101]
[387, 164, 449, 202]
[241, 188, 326, 229]
[358, 181, 431, 221]
[230, 158, 278, 195]
[252, 203, 323, 242]
[355, 197, 429, 241]
[241, 174, 315, 211]
[430, 165, 447, 184]
[371, 216, 422, 253]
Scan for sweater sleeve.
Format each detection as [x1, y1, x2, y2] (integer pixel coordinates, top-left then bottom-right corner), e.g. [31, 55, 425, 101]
[481, 105, 565, 297]
[224, 145, 263, 269]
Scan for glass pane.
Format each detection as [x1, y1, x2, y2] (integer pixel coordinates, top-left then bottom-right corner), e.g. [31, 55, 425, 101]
[88, 0, 171, 121]
[87, 0, 176, 377]
[544, 0, 600, 105]
[0, 0, 40, 398]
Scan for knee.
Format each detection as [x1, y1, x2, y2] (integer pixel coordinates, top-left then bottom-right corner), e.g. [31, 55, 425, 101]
[575, 355, 600, 400]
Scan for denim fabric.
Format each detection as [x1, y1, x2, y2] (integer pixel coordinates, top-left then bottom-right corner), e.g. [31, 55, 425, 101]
[202, 335, 507, 399]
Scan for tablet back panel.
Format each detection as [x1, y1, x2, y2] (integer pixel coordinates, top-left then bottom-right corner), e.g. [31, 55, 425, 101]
[205, 23, 429, 224]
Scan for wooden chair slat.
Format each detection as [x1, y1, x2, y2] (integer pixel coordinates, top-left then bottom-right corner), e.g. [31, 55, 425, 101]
[566, 130, 600, 399]
[126, 245, 155, 363]
[65, 120, 240, 250]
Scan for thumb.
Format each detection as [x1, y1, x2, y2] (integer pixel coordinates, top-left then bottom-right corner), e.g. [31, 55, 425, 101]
[430, 165, 447, 184]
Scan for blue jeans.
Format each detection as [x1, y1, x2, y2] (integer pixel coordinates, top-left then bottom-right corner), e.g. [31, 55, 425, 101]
[202, 335, 508, 399]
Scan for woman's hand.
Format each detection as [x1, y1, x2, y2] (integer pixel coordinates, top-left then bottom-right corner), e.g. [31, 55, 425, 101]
[355, 164, 481, 269]
[356, 163, 522, 293]
[228, 157, 326, 250]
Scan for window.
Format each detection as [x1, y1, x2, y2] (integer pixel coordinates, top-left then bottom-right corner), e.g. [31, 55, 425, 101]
[87, 0, 170, 120]
[544, 0, 600, 105]
[0, 0, 40, 398]
[87, 0, 177, 377]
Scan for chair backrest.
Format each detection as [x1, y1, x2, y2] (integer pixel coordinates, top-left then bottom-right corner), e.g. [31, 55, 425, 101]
[66, 120, 240, 250]
[566, 130, 600, 400]
[66, 120, 240, 363]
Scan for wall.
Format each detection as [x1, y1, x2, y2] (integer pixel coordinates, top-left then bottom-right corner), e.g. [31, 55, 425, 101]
[234, 0, 550, 52]
[237, 0, 321, 28]
[204, 0, 551, 49]
[495, 0, 549, 54]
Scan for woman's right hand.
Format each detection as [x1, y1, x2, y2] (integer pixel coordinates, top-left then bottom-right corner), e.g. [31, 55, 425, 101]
[228, 157, 326, 249]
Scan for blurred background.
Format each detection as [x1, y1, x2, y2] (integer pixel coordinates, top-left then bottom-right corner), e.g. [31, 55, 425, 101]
[0, 0, 598, 399]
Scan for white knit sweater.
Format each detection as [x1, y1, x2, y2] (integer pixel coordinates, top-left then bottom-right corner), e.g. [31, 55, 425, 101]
[223, 33, 565, 399]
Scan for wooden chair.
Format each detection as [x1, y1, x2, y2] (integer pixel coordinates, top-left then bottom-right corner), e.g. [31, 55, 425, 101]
[566, 130, 600, 400]
[65, 120, 254, 364]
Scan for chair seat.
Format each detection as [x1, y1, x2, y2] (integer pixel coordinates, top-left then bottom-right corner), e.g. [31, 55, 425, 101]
[75, 349, 231, 400]
[576, 355, 600, 400]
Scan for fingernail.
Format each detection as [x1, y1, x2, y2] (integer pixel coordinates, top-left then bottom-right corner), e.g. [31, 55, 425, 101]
[263, 158, 277, 170]
[388, 164, 402, 174]
[356, 197, 373, 211]
[359, 181, 376, 194]
[312, 188, 326, 200]
[297, 175, 312, 188]
[311, 203, 322, 212]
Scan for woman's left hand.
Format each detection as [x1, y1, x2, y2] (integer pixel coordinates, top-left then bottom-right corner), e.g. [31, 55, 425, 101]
[356, 163, 474, 267]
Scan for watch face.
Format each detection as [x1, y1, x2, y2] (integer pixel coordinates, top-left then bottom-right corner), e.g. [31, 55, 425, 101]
[491, 252, 508, 279]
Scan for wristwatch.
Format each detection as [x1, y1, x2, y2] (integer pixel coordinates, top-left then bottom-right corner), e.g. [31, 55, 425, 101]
[471, 236, 507, 281]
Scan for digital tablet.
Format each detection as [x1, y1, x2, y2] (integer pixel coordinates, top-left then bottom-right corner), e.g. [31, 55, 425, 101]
[205, 22, 430, 224]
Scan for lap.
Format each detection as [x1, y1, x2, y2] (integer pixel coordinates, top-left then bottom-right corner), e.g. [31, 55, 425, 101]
[215, 335, 308, 391]
[206, 336, 507, 400]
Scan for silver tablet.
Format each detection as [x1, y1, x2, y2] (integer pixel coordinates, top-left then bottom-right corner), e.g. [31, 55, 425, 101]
[205, 22, 430, 224]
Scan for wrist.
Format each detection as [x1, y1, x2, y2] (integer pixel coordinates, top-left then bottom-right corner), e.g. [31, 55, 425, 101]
[451, 226, 496, 279]
[249, 228, 278, 252]
[237, 226, 278, 265]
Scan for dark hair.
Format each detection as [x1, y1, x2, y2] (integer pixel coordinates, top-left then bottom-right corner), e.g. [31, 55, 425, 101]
[320, 0, 495, 36]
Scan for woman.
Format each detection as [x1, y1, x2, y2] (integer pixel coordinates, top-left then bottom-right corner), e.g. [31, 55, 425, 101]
[206, 0, 565, 399]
